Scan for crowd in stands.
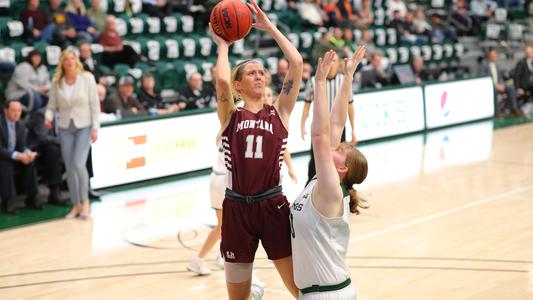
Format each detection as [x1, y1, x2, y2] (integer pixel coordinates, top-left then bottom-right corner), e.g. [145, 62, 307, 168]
[1, 0, 533, 214]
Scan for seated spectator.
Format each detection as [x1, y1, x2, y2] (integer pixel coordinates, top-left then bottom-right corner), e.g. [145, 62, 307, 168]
[299, 62, 313, 101]
[272, 58, 289, 94]
[360, 51, 392, 89]
[343, 28, 357, 56]
[99, 16, 139, 67]
[0, 100, 40, 214]
[470, 0, 497, 35]
[513, 45, 533, 102]
[399, 12, 429, 45]
[479, 48, 523, 117]
[44, 0, 79, 48]
[330, 27, 346, 48]
[21, 0, 54, 43]
[65, 0, 97, 42]
[177, 72, 216, 110]
[88, 0, 107, 32]
[297, 0, 325, 27]
[451, 0, 473, 36]
[26, 107, 67, 205]
[386, 0, 407, 20]
[104, 76, 146, 118]
[359, 29, 376, 61]
[429, 13, 458, 43]
[79, 42, 105, 85]
[337, 0, 364, 28]
[312, 31, 345, 63]
[323, 0, 347, 28]
[143, 0, 172, 19]
[411, 56, 433, 84]
[413, 9, 433, 41]
[138, 73, 179, 114]
[5, 50, 50, 112]
[357, 0, 374, 28]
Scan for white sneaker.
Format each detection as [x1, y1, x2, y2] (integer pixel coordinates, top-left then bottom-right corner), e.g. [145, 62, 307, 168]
[215, 252, 225, 270]
[251, 276, 264, 300]
[187, 258, 211, 276]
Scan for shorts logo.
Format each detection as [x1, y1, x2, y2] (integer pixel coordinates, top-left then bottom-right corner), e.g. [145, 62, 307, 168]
[225, 251, 235, 259]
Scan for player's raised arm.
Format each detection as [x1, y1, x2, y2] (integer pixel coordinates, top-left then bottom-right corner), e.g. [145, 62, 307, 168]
[311, 51, 344, 215]
[247, 0, 303, 128]
[330, 46, 365, 146]
[209, 24, 237, 128]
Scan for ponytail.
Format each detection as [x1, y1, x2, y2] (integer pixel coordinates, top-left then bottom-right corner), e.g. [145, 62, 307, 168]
[347, 185, 367, 215]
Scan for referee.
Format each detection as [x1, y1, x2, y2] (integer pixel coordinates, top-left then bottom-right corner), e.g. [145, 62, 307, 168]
[300, 52, 357, 184]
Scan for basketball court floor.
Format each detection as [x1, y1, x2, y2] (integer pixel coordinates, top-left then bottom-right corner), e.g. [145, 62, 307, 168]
[1, 120, 532, 299]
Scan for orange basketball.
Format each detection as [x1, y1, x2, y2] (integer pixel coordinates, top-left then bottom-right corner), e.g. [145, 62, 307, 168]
[210, 0, 253, 42]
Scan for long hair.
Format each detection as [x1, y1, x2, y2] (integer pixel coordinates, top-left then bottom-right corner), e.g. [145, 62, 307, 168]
[52, 50, 85, 86]
[25, 49, 42, 68]
[338, 142, 368, 214]
[230, 59, 263, 101]
[65, 0, 87, 15]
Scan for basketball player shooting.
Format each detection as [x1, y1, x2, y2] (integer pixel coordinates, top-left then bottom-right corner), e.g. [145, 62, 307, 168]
[209, 0, 303, 299]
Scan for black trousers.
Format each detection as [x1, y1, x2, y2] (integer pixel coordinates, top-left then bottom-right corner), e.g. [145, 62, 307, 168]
[0, 160, 39, 210]
[306, 128, 347, 185]
[36, 143, 63, 188]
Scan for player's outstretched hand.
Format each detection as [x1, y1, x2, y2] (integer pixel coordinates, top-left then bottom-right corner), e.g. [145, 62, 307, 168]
[315, 50, 336, 82]
[343, 45, 366, 78]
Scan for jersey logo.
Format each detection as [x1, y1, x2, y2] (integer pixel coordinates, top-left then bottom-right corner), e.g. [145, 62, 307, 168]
[269, 109, 276, 116]
[225, 251, 235, 259]
[277, 202, 286, 209]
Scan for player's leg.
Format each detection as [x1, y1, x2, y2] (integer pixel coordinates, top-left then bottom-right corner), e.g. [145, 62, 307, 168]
[272, 256, 298, 298]
[225, 262, 254, 300]
[198, 209, 223, 259]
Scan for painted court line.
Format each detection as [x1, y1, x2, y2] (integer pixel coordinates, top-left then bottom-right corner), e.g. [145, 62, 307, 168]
[351, 184, 533, 244]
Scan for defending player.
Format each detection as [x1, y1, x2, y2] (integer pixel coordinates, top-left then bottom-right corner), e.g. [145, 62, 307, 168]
[290, 48, 367, 299]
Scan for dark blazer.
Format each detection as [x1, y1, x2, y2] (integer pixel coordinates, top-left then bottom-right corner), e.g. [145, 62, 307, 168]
[0, 114, 28, 162]
[26, 108, 60, 150]
[513, 58, 533, 90]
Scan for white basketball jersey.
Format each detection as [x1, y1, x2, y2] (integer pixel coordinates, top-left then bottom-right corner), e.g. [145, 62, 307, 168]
[212, 143, 227, 175]
[290, 179, 351, 289]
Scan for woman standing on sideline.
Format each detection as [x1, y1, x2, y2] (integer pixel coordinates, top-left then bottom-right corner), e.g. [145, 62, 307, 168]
[291, 48, 367, 299]
[45, 50, 100, 219]
[209, 0, 303, 298]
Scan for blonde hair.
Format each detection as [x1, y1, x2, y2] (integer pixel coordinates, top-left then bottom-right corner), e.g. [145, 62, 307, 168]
[65, 0, 87, 15]
[338, 143, 368, 214]
[230, 59, 264, 101]
[53, 50, 85, 86]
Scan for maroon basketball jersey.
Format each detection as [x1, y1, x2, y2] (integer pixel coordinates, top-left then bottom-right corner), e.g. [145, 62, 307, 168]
[222, 104, 288, 195]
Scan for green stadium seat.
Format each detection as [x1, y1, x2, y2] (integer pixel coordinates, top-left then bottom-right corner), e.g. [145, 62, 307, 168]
[374, 27, 387, 46]
[197, 35, 214, 58]
[397, 46, 409, 64]
[145, 39, 161, 61]
[384, 47, 398, 65]
[145, 16, 161, 35]
[114, 63, 130, 79]
[180, 15, 194, 33]
[420, 45, 432, 62]
[163, 13, 180, 34]
[0, 46, 15, 63]
[181, 36, 196, 58]
[431, 44, 444, 62]
[164, 36, 180, 59]
[45, 45, 61, 66]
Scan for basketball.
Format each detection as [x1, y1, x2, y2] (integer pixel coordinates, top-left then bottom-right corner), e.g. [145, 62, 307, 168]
[210, 0, 253, 42]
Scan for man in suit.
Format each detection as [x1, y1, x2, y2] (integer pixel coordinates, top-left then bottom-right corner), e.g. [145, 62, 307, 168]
[513, 45, 533, 101]
[479, 48, 523, 117]
[26, 107, 66, 205]
[0, 100, 40, 214]
[79, 42, 105, 85]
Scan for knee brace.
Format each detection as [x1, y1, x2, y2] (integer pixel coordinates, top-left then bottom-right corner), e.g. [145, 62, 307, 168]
[224, 262, 253, 283]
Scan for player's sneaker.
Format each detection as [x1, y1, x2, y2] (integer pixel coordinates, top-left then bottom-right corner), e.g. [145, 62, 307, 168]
[215, 252, 225, 270]
[251, 276, 265, 300]
[187, 258, 211, 276]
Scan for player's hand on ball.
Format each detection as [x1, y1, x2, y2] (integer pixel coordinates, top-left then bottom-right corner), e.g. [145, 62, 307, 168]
[209, 23, 231, 47]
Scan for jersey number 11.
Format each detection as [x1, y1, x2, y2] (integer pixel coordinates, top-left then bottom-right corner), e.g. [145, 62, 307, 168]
[245, 135, 263, 159]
